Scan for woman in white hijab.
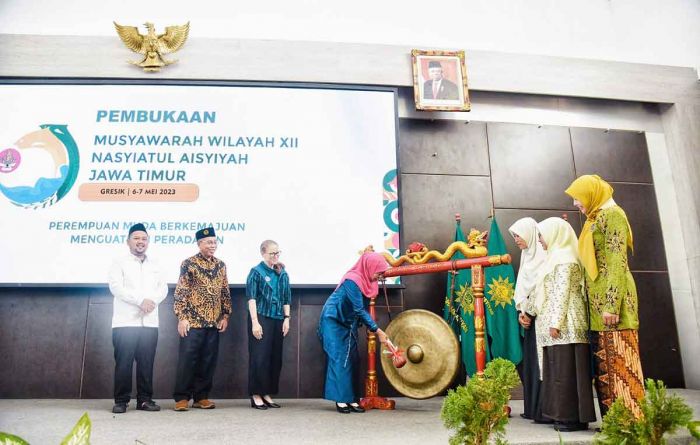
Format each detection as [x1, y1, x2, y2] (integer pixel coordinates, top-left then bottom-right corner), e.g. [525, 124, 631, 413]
[534, 217, 596, 432]
[508, 217, 548, 423]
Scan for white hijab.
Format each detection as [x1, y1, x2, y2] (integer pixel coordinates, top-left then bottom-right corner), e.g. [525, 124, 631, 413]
[508, 217, 547, 312]
[532, 217, 582, 314]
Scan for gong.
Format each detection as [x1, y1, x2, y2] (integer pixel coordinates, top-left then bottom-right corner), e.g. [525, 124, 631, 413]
[380, 309, 459, 399]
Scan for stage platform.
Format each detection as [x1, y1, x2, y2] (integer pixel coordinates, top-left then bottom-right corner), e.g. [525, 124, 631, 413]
[1, 391, 698, 444]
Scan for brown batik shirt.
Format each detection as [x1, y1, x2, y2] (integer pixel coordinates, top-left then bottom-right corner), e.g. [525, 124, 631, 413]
[174, 253, 232, 328]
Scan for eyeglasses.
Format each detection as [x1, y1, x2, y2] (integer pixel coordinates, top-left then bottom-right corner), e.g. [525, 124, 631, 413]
[267, 251, 281, 257]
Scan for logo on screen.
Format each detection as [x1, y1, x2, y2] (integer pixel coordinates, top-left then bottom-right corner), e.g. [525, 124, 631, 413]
[0, 125, 80, 209]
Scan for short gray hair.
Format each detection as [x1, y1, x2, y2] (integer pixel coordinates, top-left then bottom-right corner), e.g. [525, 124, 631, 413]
[260, 240, 278, 254]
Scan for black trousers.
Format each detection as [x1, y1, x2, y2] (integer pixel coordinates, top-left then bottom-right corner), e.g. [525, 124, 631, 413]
[248, 314, 284, 395]
[173, 327, 220, 402]
[112, 327, 158, 405]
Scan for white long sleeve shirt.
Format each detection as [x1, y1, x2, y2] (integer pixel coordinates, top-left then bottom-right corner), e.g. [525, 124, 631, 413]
[109, 253, 168, 328]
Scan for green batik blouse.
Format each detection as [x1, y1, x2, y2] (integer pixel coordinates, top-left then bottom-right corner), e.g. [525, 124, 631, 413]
[585, 206, 639, 331]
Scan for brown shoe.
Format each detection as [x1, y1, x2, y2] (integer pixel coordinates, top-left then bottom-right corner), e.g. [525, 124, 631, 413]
[174, 400, 190, 411]
[193, 399, 216, 409]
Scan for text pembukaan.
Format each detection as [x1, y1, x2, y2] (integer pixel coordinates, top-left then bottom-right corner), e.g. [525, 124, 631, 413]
[96, 110, 216, 124]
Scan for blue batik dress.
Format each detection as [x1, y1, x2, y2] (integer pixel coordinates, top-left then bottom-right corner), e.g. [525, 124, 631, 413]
[318, 280, 378, 403]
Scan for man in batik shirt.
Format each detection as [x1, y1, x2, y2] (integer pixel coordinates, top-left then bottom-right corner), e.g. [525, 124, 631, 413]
[173, 227, 232, 411]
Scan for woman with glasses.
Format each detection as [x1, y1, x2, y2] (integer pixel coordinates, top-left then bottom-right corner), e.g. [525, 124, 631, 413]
[246, 240, 291, 410]
[508, 217, 548, 423]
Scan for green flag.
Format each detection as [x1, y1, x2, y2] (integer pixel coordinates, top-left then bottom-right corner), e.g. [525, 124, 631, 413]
[483, 216, 522, 366]
[443, 220, 490, 376]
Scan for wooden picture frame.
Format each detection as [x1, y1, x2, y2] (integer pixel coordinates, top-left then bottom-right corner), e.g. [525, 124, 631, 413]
[412, 49, 470, 112]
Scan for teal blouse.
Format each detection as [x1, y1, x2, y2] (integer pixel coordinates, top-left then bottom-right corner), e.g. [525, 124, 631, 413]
[245, 262, 291, 320]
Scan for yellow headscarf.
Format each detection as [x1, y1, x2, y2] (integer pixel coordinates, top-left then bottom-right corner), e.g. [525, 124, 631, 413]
[565, 175, 634, 280]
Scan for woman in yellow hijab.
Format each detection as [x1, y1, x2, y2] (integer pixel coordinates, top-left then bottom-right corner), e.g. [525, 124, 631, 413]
[565, 175, 644, 419]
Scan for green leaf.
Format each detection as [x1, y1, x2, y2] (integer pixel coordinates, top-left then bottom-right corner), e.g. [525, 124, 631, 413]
[688, 420, 700, 439]
[593, 379, 695, 445]
[0, 432, 30, 445]
[441, 358, 519, 445]
[60, 413, 91, 445]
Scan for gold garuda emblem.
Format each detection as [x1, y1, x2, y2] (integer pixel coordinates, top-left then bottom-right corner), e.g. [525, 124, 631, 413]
[113, 21, 190, 72]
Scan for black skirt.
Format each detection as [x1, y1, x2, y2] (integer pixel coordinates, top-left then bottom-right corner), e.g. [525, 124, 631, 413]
[519, 316, 546, 421]
[541, 343, 597, 424]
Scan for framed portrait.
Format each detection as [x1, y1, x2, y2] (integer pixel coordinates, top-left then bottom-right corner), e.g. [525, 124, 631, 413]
[411, 49, 470, 112]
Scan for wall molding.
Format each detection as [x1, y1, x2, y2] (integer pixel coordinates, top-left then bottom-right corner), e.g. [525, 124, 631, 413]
[0, 34, 698, 105]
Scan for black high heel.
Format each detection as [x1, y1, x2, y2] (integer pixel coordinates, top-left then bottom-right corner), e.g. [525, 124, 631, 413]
[335, 403, 351, 414]
[262, 397, 281, 408]
[250, 396, 268, 410]
[348, 403, 365, 413]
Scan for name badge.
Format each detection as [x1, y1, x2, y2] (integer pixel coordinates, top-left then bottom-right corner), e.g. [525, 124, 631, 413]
[264, 276, 271, 282]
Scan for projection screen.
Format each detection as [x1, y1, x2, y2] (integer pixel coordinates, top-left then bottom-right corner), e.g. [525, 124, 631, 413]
[0, 82, 400, 285]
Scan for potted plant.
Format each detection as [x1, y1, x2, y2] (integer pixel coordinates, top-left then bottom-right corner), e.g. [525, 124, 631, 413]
[0, 412, 91, 445]
[441, 358, 520, 445]
[593, 379, 699, 445]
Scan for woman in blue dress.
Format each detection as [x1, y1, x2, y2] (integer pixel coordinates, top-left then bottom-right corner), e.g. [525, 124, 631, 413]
[318, 252, 391, 414]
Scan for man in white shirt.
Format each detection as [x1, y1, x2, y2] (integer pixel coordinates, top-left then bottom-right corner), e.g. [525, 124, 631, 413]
[109, 223, 168, 413]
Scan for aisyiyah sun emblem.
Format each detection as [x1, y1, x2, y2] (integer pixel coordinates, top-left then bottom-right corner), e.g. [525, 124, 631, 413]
[455, 284, 475, 315]
[487, 276, 515, 309]
[114, 21, 190, 72]
[0, 125, 80, 209]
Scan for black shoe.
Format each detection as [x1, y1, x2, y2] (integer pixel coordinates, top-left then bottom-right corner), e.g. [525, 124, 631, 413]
[136, 400, 161, 412]
[112, 403, 127, 414]
[262, 397, 281, 408]
[520, 413, 532, 420]
[553, 422, 588, 432]
[250, 397, 268, 410]
[349, 403, 365, 413]
[335, 403, 352, 414]
[533, 418, 554, 424]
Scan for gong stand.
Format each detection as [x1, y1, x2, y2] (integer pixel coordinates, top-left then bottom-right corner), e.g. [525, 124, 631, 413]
[359, 254, 511, 410]
[359, 294, 395, 410]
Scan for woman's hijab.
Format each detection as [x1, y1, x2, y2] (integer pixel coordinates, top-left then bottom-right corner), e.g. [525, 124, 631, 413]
[337, 252, 390, 298]
[565, 174, 633, 280]
[508, 217, 547, 310]
[533, 217, 582, 313]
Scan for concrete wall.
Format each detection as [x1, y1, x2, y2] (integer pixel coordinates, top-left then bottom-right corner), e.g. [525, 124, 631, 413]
[0, 0, 698, 68]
